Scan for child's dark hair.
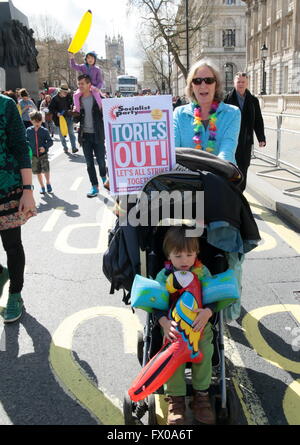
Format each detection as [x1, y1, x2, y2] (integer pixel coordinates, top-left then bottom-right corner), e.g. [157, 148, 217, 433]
[19, 88, 29, 97]
[163, 227, 199, 258]
[29, 111, 43, 122]
[78, 74, 91, 83]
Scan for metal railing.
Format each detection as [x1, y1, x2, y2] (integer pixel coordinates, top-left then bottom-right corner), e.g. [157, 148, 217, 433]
[252, 111, 300, 198]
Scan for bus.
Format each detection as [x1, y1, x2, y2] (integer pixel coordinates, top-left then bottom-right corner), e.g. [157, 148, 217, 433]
[116, 75, 138, 96]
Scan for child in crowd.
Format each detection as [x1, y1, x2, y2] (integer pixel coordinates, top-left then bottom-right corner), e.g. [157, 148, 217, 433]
[68, 51, 104, 112]
[154, 226, 216, 426]
[19, 88, 37, 128]
[26, 111, 53, 194]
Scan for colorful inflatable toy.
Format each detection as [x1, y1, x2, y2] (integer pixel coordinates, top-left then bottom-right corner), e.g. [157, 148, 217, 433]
[130, 269, 239, 313]
[201, 268, 239, 311]
[131, 275, 169, 313]
[59, 115, 68, 137]
[128, 271, 204, 402]
[68, 10, 93, 54]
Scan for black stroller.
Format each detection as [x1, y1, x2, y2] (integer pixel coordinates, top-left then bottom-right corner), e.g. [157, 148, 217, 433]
[103, 149, 261, 425]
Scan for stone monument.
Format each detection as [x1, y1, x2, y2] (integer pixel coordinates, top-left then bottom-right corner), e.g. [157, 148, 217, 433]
[0, 0, 39, 100]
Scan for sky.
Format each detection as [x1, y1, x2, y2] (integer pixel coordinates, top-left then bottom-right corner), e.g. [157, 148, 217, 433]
[11, 0, 143, 78]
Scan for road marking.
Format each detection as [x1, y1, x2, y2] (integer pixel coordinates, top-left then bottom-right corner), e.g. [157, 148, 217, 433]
[224, 327, 269, 425]
[243, 304, 300, 425]
[70, 177, 84, 191]
[49, 306, 143, 425]
[97, 206, 116, 253]
[154, 395, 168, 425]
[55, 223, 103, 254]
[283, 379, 300, 425]
[245, 192, 300, 254]
[42, 207, 64, 232]
[243, 304, 300, 373]
[254, 231, 277, 252]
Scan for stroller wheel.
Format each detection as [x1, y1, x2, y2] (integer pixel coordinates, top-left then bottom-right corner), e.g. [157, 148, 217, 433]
[137, 330, 144, 366]
[147, 394, 157, 425]
[123, 392, 142, 425]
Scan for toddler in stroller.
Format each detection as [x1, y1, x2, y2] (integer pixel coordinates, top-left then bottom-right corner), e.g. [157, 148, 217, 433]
[151, 226, 217, 425]
[127, 223, 237, 426]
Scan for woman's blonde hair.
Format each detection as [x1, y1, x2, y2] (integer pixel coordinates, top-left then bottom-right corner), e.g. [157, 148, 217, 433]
[185, 59, 224, 103]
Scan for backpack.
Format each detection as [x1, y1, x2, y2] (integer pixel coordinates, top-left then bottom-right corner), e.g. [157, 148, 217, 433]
[102, 220, 140, 304]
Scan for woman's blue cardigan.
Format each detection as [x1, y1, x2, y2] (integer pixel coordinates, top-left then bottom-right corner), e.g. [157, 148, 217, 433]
[173, 101, 241, 164]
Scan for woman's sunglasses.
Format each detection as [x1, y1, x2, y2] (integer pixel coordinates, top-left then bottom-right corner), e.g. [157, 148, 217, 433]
[192, 77, 216, 85]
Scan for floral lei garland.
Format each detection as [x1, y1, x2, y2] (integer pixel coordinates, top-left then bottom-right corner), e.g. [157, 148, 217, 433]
[193, 101, 219, 154]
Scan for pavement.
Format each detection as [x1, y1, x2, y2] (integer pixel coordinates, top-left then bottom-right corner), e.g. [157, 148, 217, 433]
[247, 150, 300, 232]
[247, 114, 300, 232]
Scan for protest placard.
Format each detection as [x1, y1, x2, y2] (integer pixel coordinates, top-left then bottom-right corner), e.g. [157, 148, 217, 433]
[102, 95, 176, 195]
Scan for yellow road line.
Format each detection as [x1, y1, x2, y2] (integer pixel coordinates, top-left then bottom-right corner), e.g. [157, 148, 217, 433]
[255, 231, 277, 252]
[283, 380, 300, 425]
[245, 192, 300, 254]
[243, 304, 300, 425]
[242, 305, 300, 374]
[49, 306, 143, 425]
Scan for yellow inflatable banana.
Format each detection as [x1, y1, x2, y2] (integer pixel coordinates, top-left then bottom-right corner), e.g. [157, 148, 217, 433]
[68, 10, 93, 54]
[59, 115, 68, 137]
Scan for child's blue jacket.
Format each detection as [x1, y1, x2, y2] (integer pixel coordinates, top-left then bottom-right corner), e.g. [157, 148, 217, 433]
[173, 102, 241, 164]
[26, 126, 53, 157]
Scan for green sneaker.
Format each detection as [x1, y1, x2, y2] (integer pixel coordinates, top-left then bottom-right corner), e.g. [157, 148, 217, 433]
[4, 293, 23, 323]
[0, 267, 9, 299]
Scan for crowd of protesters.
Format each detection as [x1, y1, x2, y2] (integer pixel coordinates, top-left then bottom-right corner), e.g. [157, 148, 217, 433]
[0, 54, 266, 337]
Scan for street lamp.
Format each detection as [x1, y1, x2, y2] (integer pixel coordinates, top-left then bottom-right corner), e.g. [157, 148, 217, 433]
[185, 0, 189, 73]
[261, 43, 268, 95]
[166, 28, 173, 94]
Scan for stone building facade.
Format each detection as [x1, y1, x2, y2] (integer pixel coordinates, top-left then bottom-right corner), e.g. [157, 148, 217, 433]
[105, 34, 125, 75]
[172, 0, 247, 97]
[98, 57, 118, 95]
[142, 61, 160, 93]
[243, 0, 300, 95]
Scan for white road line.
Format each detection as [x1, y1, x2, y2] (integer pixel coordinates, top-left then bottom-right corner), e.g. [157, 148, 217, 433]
[42, 207, 64, 232]
[70, 177, 84, 191]
[97, 206, 116, 253]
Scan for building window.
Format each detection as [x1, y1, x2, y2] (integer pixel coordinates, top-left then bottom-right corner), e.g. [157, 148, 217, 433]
[224, 63, 234, 92]
[272, 69, 277, 94]
[223, 29, 236, 47]
[275, 26, 281, 51]
[207, 31, 215, 47]
[286, 20, 292, 47]
[267, 0, 272, 20]
[284, 66, 289, 93]
[224, 0, 236, 4]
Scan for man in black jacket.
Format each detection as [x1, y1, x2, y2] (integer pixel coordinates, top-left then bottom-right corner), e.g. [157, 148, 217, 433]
[224, 72, 266, 191]
[74, 74, 106, 198]
[49, 84, 78, 154]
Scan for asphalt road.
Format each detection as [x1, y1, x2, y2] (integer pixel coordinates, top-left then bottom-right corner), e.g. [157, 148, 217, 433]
[0, 136, 299, 426]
